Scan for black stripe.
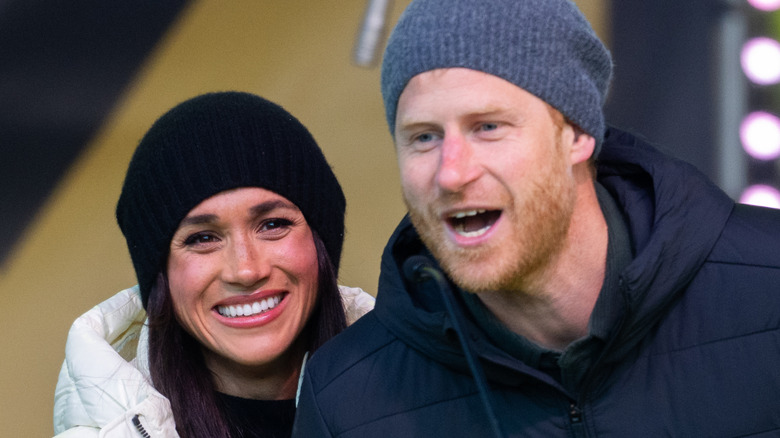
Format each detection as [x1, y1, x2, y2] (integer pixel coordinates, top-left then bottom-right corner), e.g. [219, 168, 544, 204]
[0, 0, 191, 266]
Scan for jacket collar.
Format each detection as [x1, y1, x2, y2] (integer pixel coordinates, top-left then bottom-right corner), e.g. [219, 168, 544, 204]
[595, 127, 734, 361]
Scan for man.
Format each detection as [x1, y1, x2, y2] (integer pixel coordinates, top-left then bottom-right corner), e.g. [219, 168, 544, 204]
[293, 0, 780, 436]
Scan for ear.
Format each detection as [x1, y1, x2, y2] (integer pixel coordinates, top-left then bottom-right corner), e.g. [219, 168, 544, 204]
[568, 127, 596, 165]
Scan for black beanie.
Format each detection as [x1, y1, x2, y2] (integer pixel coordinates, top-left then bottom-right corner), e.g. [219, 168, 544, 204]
[116, 92, 346, 308]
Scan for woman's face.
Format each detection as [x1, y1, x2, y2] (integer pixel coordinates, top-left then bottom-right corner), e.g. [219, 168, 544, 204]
[167, 187, 319, 389]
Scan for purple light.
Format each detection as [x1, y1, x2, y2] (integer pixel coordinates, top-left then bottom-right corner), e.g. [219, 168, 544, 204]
[741, 37, 780, 85]
[748, 0, 780, 11]
[740, 184, 780, 209]
[740, 111, 780, 160]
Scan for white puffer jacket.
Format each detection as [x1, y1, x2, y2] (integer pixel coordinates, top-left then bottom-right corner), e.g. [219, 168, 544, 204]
[52, 285, 375, 437]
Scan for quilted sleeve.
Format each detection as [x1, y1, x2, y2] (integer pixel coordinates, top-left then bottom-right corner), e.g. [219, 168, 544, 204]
[338, 285, 375, 325]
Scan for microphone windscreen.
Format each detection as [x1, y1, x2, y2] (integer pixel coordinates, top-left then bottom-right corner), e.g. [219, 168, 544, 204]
[402, 255, 433, 282]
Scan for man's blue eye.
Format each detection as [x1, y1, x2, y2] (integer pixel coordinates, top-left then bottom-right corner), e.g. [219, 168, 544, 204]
[417, 133, 435, 143]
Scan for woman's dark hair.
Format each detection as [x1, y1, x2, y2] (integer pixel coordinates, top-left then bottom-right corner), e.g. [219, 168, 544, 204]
[146, 230, 346, 437]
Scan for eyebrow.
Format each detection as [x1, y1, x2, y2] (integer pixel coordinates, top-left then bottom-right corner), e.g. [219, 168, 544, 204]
[178, 213, 218, 227]
[397, 108, 511, 130]
[249, 199, 298, 217]
[461, 108, 513, 121]
[178, 199, 299, 227]
[395, 121, 436, 136]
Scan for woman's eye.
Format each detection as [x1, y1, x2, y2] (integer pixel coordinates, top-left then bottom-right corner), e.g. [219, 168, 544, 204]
[183, 233, 220, 246]
[259, 218, 293, 232]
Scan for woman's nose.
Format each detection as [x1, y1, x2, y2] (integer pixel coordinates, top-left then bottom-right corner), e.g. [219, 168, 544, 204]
[222, 236, 269, 287]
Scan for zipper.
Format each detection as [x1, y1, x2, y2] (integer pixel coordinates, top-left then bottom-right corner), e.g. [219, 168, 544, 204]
[567, 278, 632, 437]
[569, 400, 587, 437]
[131, 415, 152, 438]
[569, 402, 583, 424]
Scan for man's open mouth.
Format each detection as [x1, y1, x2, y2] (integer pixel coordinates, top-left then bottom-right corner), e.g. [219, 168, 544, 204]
[447, 209, 501, 238]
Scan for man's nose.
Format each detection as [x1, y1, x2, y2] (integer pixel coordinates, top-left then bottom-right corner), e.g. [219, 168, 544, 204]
[436, 133, 481, 192]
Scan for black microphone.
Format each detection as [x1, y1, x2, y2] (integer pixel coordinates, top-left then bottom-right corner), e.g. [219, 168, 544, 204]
[402, 255, 436, 283]
[402, 255, 505, 438]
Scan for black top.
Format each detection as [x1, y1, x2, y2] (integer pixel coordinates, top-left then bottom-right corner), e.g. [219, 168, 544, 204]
[218, 393, 296, 438]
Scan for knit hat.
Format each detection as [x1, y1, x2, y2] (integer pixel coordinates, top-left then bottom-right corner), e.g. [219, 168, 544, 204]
[381, 0, 613, 154]
[116, 92, 346, 308]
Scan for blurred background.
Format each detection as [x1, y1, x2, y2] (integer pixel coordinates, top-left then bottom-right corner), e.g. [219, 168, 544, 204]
[1, 0, 779, 435]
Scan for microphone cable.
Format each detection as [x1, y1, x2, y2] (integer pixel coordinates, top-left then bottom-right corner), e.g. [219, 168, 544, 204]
[403, 255, 505, 438]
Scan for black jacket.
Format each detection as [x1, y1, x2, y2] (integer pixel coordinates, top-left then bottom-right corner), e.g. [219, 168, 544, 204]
[293, 128, 780, 437]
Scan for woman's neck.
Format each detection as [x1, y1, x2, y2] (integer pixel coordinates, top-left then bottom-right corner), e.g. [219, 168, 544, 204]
[204, 342, 305, 400]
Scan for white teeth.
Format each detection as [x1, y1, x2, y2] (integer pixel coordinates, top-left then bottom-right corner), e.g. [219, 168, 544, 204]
[455, 226, 490, 238]
[450, 209, 490, 237]
[217, 296, 282, 318]
[451, 209, 486, 219]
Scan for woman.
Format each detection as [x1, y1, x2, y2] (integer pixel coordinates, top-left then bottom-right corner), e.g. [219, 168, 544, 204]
[52, 92, 375, 437]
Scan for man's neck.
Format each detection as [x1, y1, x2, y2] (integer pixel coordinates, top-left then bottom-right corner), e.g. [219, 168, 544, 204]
[475, 178, 607, 351]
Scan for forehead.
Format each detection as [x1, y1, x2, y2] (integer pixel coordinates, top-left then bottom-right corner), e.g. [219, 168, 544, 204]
[395, 68, 549, 124]
[185, 187, 298, 217]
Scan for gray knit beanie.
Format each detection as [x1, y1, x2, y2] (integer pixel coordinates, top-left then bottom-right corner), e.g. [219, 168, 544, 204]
[116, 92, 346, 308]
[381, 0, 613, 154]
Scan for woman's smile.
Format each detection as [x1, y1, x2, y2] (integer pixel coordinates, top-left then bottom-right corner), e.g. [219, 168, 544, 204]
[167, 187, 319, 372]
[216, 293, 284, 319]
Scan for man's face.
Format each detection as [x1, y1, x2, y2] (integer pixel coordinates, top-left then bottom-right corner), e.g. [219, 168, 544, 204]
[394, 68, 581, 293]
